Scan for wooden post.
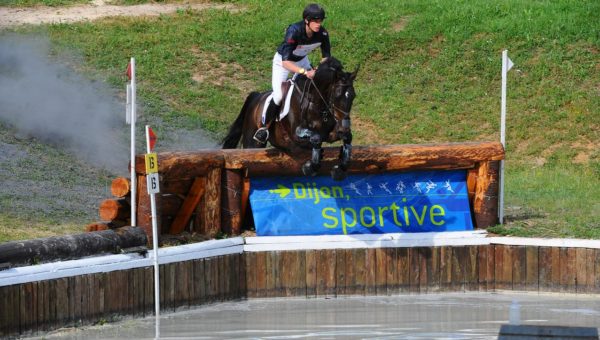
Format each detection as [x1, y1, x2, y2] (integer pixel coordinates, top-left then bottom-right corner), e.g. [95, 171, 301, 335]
[194, 167, 221, 238]
[221, 169, 242, 236]
[472, 161, 500, 228]
[136, 175, 154, 245]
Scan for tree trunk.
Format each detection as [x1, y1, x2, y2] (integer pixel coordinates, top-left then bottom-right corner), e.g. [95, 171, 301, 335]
[0, 226, 148, 267]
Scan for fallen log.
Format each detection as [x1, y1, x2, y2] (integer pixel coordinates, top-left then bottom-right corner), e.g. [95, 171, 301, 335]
[0, 226, 147, 267]
[111, 177, 131, 198]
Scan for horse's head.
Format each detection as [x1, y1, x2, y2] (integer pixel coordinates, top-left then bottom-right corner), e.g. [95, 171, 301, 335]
[314, 57, 358, 137]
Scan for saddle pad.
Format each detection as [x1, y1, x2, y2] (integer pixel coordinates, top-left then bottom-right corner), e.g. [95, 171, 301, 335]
[261, 81, 295, 124]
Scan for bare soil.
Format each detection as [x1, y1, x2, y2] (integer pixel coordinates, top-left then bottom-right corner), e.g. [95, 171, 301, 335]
[0, 0, 237, 28]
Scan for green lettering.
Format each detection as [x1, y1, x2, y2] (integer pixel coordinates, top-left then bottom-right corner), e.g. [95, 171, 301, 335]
[402, 198, 410, 226]
[430, 205, 445, 226]
[293, 183, 306, 199]
[332, 186, 343, 198]
[411, 205, 428, 226]
[322, 207, 338, 228]
[320, 187, 331, 199]
[390, 202, 402, 226]
[377, 206, 388, 226]
[360, 207, 376, 227]
[340, 208, 357, 235]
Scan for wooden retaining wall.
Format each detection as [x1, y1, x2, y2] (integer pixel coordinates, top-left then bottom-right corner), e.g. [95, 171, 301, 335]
[245, 245, 600, 298]
[2, 242, 600, 338]
[0, 253, 245, 338]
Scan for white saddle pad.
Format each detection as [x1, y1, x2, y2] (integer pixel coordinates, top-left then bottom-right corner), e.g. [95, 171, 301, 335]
[261, 81, 295, 124]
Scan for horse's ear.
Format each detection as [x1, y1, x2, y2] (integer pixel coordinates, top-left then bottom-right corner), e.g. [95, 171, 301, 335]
[351, 64, 360, 80]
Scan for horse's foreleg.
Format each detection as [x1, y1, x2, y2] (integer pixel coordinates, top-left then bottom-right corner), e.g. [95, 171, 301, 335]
[302, 133, 323, 177]
[331, 131, 352, 181]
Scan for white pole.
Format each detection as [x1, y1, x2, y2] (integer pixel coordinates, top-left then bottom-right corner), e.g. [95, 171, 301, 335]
[499, 50, 508, 224]
[130, 57, 137, 227]
[146, 125, 160, 339]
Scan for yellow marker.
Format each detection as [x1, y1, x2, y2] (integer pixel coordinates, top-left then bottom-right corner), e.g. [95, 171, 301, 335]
[145, 153, 158, 174]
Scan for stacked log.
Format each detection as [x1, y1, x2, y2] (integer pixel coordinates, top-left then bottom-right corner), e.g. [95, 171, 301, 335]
[85, 177, 132, 232]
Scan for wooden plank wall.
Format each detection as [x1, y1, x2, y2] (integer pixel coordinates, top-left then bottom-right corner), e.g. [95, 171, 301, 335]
[245, 245, 600, 298]
[0, 254, 245, 339]
[2, 245, 600, 338]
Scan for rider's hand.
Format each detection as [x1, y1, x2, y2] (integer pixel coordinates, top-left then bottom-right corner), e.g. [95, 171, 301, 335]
[306, 69, 316, 79]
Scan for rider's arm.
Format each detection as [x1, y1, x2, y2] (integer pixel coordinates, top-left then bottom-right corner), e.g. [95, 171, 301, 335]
[282, 60, 307, 75]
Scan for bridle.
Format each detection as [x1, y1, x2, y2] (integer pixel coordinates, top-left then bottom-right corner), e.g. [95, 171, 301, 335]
[293, 70, 352, 127]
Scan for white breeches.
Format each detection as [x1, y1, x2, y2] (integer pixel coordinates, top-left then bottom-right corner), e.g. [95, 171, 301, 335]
[271, 52, 312, 105]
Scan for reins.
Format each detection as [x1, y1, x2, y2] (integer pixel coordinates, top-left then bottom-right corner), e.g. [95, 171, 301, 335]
[293, 74, 337, 123]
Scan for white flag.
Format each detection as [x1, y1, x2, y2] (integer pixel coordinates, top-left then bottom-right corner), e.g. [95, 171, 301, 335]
[507, 57, 514, 71]
[126, 84, 132, 124]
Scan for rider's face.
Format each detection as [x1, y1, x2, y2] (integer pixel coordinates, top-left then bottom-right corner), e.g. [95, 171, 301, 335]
[307, 19, 323, 32]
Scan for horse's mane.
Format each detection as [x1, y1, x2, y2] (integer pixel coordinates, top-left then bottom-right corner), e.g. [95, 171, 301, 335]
[309, 56, 343, 91]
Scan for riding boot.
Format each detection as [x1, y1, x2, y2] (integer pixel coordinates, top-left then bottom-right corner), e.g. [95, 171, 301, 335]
[253, 99, 280, 143]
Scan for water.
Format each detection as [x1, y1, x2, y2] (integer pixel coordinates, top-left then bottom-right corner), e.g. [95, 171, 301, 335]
[42, 292, 600, 339]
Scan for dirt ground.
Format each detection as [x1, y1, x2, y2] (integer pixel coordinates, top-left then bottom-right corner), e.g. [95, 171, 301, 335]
[0, 0, 237, 28]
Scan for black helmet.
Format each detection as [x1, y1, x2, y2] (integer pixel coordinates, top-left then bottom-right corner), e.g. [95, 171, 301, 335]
[303, 3, 326, 21]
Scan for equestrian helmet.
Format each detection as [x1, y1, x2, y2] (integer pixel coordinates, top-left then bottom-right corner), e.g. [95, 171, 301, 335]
[303, 3, 326, 21]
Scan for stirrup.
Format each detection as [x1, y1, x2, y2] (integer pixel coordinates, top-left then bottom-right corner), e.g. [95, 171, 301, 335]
[253, 127, 269, 143]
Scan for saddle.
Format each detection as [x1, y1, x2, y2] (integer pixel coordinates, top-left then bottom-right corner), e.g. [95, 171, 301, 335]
[261, 80, 295, 123]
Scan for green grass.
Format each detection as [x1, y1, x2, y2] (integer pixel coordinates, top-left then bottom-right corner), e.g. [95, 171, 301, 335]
[4, 0, 600, 239]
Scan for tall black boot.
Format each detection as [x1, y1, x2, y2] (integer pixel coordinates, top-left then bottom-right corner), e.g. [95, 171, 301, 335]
[253, 99, 281, 143]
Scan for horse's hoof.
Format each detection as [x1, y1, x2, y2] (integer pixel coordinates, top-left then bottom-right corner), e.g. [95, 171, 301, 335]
[302, 161, 318, 177]
[331, 166, 347, 181]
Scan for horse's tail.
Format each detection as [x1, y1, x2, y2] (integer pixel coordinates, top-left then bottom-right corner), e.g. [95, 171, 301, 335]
[221, 91, 261, 149]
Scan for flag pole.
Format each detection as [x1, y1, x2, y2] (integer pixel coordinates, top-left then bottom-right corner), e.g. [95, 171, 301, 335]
[130, 57, 137, 227]
[499, 50, 511, 224]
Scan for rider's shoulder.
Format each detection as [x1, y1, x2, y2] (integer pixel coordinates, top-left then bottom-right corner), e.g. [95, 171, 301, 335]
[286, 21, 305, 34]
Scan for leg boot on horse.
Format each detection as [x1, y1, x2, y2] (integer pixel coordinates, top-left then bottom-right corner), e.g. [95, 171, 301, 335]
[253, 99, 280, 144]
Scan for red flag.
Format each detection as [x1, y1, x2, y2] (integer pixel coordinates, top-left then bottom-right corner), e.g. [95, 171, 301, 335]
[126, 62, 132, 80]
[148, 127, 157, 151]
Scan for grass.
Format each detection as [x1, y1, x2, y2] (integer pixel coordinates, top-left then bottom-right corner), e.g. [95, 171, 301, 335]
[2, 0, 599, 240]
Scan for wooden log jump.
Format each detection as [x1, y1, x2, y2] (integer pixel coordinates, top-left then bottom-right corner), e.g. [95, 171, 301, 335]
[92, 142, 504, 245]
[125, 142, 504, 243]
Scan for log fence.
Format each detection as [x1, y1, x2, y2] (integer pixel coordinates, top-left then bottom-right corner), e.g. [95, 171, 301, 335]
[89, 142, 505, 244]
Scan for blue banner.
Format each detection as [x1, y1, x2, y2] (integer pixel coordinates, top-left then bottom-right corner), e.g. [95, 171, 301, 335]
[250, 170, 473, 236]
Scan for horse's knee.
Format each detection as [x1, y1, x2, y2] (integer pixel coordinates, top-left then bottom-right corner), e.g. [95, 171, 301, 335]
[310, 133, 322, 146]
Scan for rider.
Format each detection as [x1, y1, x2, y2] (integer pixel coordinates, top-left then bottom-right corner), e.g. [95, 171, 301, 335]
[253, 3, 331, 143]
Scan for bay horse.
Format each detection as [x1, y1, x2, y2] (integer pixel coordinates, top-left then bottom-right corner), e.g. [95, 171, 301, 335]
[221, 57, 357, 181]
